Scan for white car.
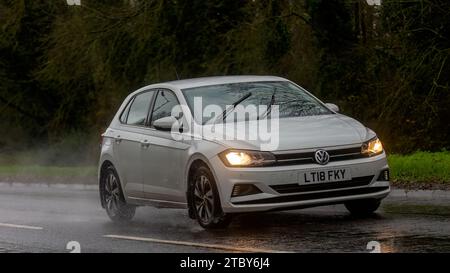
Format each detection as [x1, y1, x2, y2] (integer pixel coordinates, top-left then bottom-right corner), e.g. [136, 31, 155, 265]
[98, 76, 390, 228]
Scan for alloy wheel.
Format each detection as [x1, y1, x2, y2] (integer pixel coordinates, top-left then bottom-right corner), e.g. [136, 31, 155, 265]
[194, 174, 215, 224]
[104, 172, 121, 216]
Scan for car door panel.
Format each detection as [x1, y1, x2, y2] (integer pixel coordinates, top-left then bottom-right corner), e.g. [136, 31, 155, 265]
[112, 90, 156, 199]
[141, 89, 190, 203]
[141, 130, 190, 202]
[113, 127, 143, 197]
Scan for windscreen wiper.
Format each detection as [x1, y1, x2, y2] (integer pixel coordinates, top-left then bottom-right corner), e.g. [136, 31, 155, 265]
[258, 87, 277, 120]
[213, 92, 252, 124]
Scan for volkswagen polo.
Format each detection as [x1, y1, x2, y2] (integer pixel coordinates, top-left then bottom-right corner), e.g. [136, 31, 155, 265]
[98, 76, 390, 228]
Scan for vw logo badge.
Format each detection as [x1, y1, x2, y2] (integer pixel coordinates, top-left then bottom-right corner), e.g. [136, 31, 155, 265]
[314, 149, 330, 165]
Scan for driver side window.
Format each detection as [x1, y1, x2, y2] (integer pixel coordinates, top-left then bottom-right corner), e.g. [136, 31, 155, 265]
[150, 90, 181, 126]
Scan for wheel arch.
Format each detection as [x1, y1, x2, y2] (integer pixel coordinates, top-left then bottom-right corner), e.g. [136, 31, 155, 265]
[99, 160, 114, 209]
[98, 159, 128, 208]
[185, 154, 222, 218]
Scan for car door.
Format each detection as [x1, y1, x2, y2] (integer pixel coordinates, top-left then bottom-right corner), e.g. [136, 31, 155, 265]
[114, 90, 156, 198]
[141, 89, 190, 203]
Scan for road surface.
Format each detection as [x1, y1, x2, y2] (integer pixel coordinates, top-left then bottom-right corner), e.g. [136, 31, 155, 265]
[0, 183, 449, 253]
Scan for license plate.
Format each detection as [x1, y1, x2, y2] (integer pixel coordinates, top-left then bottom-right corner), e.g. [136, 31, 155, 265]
[299, 168, 351, 184]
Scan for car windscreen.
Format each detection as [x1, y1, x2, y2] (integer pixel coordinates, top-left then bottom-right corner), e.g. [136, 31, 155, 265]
[182, 81, 332, 125]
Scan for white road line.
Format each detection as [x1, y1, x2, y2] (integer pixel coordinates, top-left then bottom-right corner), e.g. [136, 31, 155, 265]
[104, 234, 290, 253]
[0, 222, 43, 230]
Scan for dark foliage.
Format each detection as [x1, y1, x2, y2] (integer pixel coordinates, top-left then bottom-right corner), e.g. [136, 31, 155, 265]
[0, 0, 449, 156]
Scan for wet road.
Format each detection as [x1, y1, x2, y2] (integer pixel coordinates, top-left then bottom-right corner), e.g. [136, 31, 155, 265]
[0, 184, 449, 253]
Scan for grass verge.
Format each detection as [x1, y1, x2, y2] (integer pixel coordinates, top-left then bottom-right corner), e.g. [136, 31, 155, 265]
[0, 165, 96, 177]
[388, 151, 450, 190]
[0, 151, 449, 188]
[0, 165, 97, 184]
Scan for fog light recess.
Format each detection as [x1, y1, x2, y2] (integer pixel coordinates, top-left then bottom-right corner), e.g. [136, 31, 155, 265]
[377, 169, 390, 181]
[231, 184, 262, 197]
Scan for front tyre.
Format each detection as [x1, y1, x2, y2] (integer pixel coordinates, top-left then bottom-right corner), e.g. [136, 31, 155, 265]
[190, 165, 232, 229]
[101, 166, 136, 223]
[345, 199, 381, 217]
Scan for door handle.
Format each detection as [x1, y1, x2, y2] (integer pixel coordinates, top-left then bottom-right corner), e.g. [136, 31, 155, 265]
[115, 135, 122, 144]
[141, 139, 150, 149]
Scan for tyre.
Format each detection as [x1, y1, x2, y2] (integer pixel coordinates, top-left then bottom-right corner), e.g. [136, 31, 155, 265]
[345, 199, 381, 217]
[190, 165, 232, 229]
[101, 165, 136, 223]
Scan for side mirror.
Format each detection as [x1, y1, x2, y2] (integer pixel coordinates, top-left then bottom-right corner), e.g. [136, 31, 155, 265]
[153, 116, 179, 131]
[325, 103, 339, 113]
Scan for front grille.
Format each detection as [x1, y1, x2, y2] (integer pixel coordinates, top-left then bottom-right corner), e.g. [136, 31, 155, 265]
[273, 146, 366, 166]
[232, 186, 389, 205]
[270, 175, 374, 194]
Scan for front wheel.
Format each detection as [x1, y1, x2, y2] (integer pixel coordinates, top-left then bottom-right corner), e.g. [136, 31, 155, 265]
[345, 199, 381, 217]
[190, 165, 232, 229]
[101, 166, 136, 223]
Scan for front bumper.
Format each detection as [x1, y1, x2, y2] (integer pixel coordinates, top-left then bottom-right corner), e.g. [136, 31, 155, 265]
[210, 152, 390, 213]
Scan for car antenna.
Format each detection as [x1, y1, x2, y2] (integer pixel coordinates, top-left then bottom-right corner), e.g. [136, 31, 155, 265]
[175, 68, 180, 80]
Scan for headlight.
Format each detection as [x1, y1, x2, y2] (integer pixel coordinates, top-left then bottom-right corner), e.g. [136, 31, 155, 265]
[361, 137, 383, 156]
[219, 150, 276, 167]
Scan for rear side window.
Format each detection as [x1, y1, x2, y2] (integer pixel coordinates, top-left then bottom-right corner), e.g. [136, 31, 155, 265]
[119, 98, 133, 123]
[123, 91, 154, 126]
[150, 90, 180, 125]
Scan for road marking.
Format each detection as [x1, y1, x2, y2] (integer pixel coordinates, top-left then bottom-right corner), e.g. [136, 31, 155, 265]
[104, 234, 289, 253]
[0, 222, 43, 230]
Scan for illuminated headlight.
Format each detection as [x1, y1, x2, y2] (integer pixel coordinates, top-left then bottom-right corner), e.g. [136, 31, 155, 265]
[219, 150, 276, 167]
[361, 137, 384, 156]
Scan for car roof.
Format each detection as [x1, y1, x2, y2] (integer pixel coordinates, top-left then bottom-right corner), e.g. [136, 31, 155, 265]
[149, 75, 289, 90]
